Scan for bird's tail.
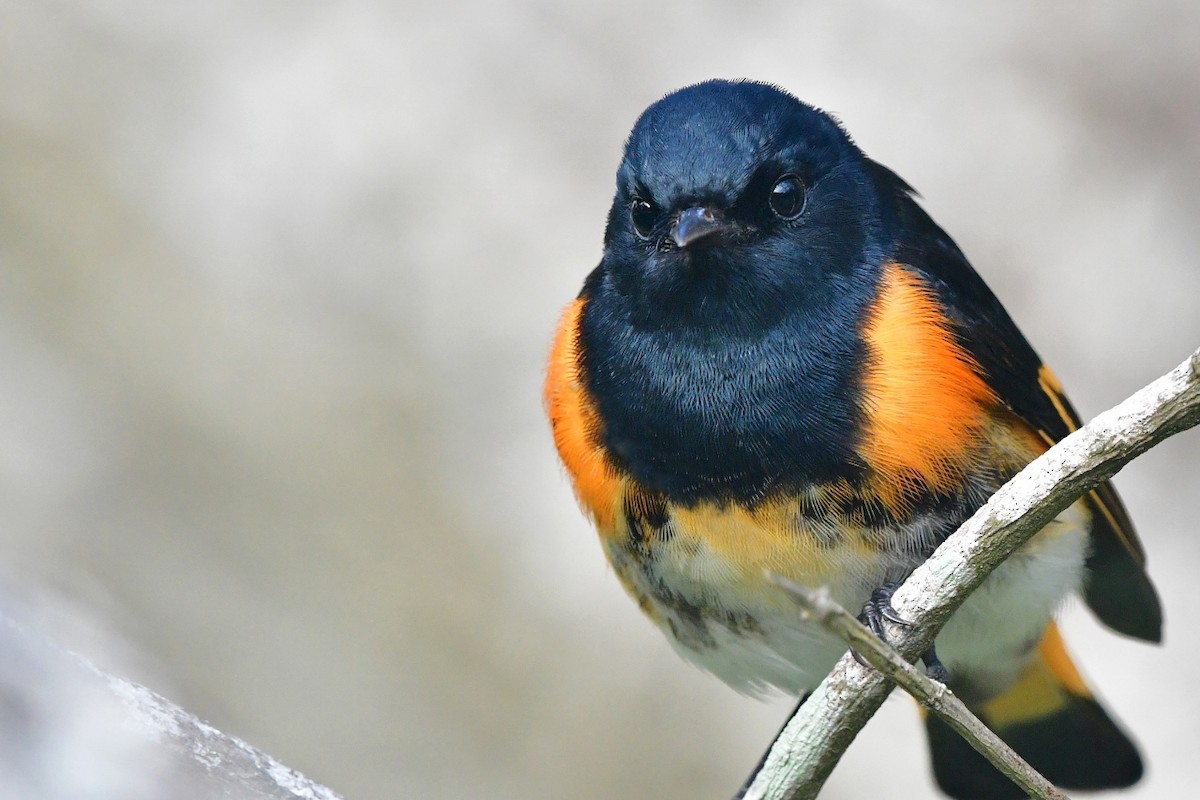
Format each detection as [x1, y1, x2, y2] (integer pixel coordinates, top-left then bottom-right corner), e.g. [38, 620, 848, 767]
[925, 622, 1143, 799]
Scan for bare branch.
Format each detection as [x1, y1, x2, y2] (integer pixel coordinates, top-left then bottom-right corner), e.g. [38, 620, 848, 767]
[769, 576, 1069, 800]
[743, 347, 1200, 800]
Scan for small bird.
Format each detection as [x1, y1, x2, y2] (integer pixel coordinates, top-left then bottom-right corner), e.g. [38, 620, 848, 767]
[545, 80, 1161, 799]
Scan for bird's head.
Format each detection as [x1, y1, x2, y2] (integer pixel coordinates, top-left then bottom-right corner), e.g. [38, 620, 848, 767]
[600, 80, 889, 335]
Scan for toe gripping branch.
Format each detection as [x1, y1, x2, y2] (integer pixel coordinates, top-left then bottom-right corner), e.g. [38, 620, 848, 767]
[858, 582, 948, 683]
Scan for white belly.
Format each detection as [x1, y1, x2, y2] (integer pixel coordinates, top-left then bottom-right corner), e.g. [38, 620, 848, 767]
[611, 499, 1090, 698]
[936, 502, 1089, 698]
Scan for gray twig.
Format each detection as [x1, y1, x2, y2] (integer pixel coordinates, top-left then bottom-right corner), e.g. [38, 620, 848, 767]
[769, 576, 1069, 800]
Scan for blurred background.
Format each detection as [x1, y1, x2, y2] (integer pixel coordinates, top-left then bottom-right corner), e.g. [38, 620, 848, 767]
[2, 2, 1198, 798]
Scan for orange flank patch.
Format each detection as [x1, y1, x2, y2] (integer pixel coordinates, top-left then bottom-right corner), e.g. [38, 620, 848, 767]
[859, 263, 996, 514]
[544, 298, 622, 530]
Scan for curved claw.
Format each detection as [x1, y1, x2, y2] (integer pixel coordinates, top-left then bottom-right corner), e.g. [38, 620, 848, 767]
[880, 602, 911, 627]
[850, 647, 871, 670]
[860, 582, 911, 641]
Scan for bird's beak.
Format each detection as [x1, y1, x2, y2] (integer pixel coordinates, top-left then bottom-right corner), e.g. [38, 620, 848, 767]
[671, 206, 728, 248]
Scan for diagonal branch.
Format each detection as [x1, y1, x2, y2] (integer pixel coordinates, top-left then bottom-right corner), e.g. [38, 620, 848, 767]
[742, 347, 1200, 800]
[769, 577, 1069, 800]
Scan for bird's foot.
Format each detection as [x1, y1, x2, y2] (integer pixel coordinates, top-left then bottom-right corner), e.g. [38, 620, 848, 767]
[859, 581, 910, 638]
[855, 582, 950, 682]
[921, 642, 949, 683]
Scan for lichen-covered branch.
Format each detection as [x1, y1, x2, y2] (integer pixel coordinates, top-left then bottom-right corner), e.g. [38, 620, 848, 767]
[0, 614, 343, 800]
[743, 347, 1200, 800]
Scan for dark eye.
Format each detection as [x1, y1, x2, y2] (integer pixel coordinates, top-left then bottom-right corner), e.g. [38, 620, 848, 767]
[630, 197, 656, 239]
[769, 174, 806, 220]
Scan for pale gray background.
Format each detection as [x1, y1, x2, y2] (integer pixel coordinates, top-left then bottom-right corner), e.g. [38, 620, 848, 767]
[2, 2, 1198, 798]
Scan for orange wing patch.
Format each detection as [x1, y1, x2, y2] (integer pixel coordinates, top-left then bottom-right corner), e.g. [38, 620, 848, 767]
[859, 263, 996, 513]
[1034, 364, 1147, 567]
[545, 298, 622, 530]
[1037, 365, 1078, 434]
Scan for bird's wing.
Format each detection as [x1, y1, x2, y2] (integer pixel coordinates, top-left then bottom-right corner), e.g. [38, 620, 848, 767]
[870, 160, 1162, 642]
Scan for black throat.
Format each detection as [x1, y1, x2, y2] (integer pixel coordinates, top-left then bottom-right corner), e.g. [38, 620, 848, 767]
[578, 262, 880, 506]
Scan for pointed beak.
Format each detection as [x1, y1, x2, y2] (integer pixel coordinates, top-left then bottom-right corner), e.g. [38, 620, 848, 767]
[671, 206, 729, 248]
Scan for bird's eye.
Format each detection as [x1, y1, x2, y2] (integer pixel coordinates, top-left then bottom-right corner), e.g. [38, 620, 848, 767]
[769, 174, 806, 220]
[630, 197, 656, 239]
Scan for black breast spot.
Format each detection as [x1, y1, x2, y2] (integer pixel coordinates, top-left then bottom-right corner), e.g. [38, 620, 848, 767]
[623, 488, 671, 552]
